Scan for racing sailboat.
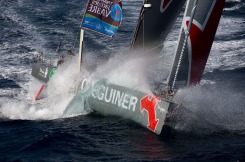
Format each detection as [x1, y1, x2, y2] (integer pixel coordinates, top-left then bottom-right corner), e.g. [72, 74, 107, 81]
[64, 0, 225, 136]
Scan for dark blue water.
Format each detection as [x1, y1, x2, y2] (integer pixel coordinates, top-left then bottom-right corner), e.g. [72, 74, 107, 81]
[0, 0, 245, 161]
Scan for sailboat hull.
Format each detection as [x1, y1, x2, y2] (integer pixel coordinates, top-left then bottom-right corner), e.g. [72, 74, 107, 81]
[64, 80, 178, 135]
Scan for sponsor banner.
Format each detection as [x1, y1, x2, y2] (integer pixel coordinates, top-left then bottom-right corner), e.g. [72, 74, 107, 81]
[81, 0, 123, 37]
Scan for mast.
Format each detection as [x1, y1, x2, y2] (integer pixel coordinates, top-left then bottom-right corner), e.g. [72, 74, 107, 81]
[79, 0, 123, 70]
[167, 0, 226, 89]
[171, 0, 198, 90]
[78, 29, 84, 72]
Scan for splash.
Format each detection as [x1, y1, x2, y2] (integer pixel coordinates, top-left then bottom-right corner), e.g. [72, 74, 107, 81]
[91, 52, 155, 93]
[0, 57, 89, 120]
[172, 82, 245, 135]
[64, 51, 157, 116]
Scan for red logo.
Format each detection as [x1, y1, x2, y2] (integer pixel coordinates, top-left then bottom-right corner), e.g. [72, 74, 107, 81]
[160, 0, 172, 13]
[140, 95, 160, 132]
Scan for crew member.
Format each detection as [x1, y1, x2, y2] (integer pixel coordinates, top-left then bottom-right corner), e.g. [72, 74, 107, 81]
[57, 55, 64, 67]
[67, 49, 74, 56]
[35, 52, 43, 62]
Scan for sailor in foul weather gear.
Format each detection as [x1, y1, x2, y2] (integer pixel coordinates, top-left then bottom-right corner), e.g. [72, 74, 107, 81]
[57, 55, 64, 67]
[34, 52, 44, 63]
[67, 49, 74, 56]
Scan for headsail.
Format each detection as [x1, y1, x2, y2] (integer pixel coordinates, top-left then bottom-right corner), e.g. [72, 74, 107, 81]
[130, 0, 185, 53]
[168, 0, 225, 89]
[81, 0, 123, 37]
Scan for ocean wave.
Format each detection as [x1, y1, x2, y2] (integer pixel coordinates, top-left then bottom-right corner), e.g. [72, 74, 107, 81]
[224, 0, 245, 13]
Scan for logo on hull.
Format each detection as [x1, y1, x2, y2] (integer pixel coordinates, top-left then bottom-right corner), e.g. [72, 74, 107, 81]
[140, 95, 160, 132]
[39, 67, 48, 78]
[91, 83, 138, 112]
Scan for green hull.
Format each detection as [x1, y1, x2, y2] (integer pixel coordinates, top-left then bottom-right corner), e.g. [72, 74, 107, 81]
[64, 80, 179, 135]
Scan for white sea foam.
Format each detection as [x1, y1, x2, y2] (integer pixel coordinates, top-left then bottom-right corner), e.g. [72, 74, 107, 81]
[0, 57, 89, 120]
[63, 50, 159, 116]
[173, 84, 245, 133]
[91, 52, 154, 94]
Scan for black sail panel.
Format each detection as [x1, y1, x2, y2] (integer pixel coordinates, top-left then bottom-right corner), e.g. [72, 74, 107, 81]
[131, 0, 185, 54]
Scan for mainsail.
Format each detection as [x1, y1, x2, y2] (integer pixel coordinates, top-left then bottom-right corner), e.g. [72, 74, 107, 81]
[168, 0, 225, 89]
[130, 0, 185, 53]
[81, 0, 123, 37]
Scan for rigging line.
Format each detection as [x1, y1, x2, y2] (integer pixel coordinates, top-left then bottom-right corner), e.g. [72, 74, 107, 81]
[57, 25, 78, 52]
[56, 35, 66, 53]
[143, 1, 186, 55]
[72, 31, 80, 50]
[130, 8, 143, 49]
[143, 1, 149, 52]
[171, 34, 188, 89]
[171, 0, 198, 90]
[154, 25, 186, 90]
[143, 11, 145, 52]
[141, 11, 185, 56]
[56, 40, 62, 53]
[143, 25, 185, 55]
[130, 0, 148, 50]
[144, 42, 164, 54]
